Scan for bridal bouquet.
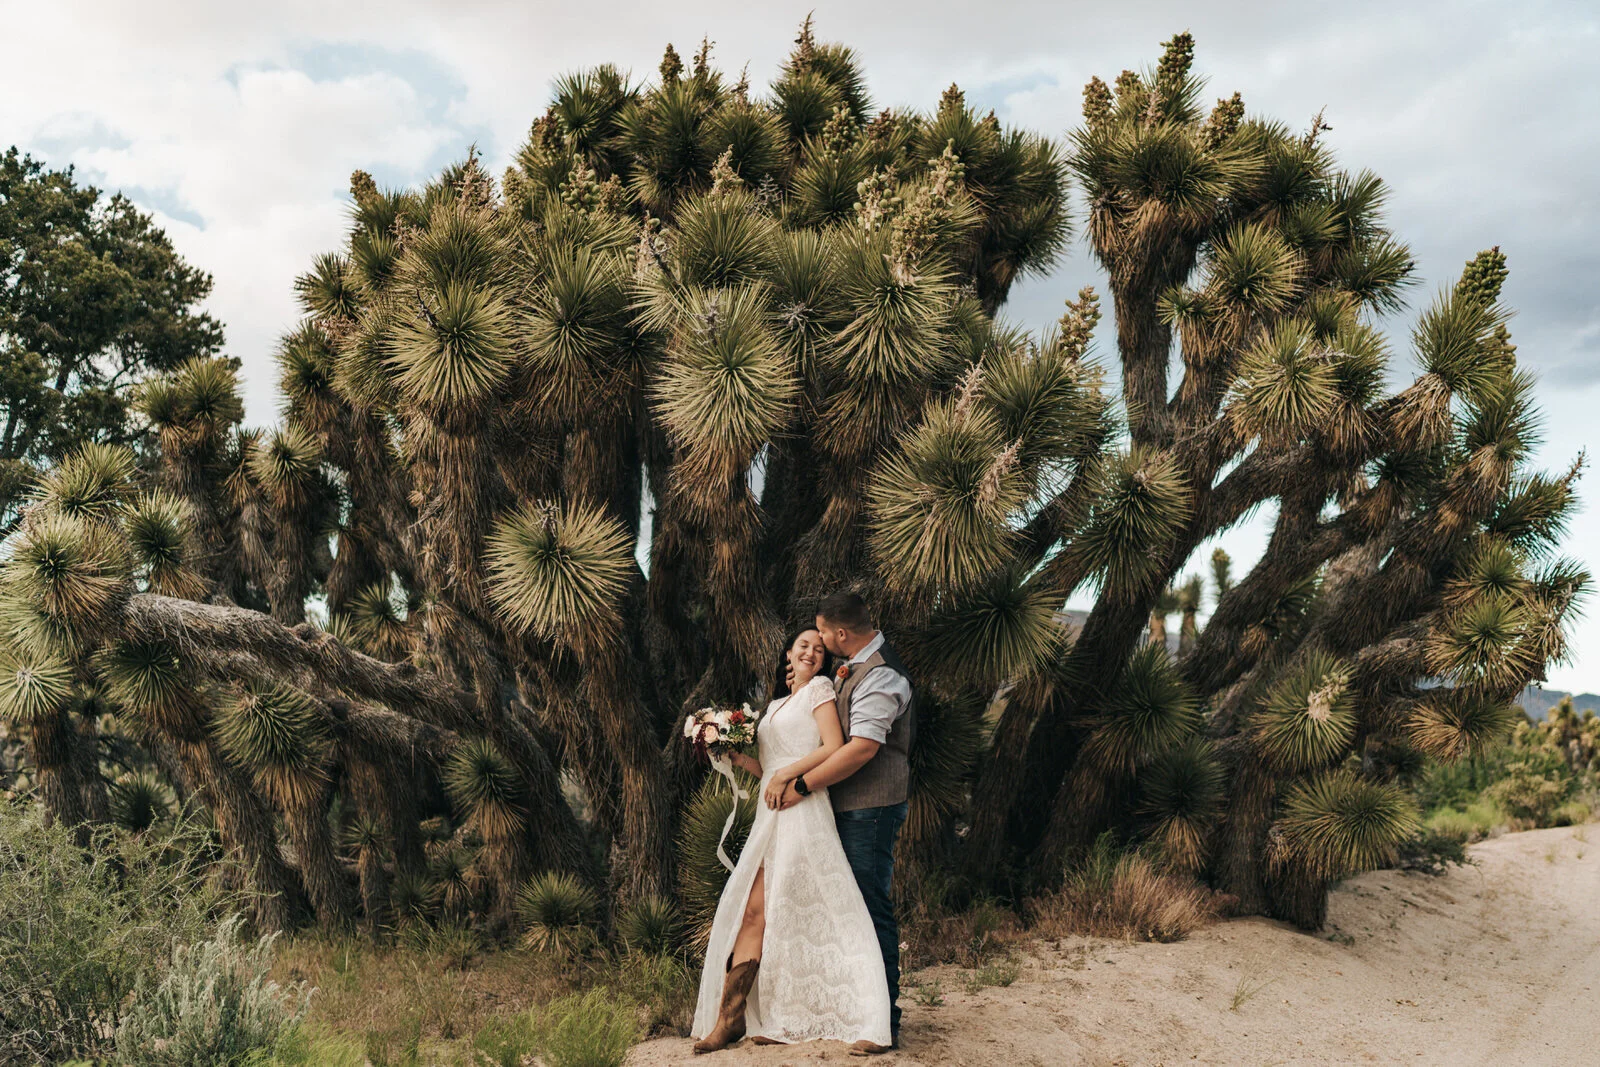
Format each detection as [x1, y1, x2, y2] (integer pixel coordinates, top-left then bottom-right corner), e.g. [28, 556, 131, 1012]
[683, 704, 758, 760]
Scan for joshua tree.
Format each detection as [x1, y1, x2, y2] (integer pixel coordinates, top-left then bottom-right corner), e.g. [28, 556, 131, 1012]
[0, 27, 1584, 939]
[1176, 575, 1204, 656]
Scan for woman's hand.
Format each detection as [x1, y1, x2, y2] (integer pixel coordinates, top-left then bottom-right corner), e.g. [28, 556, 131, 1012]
[763, 765, 799, 809]
[729, 752, 761, 778]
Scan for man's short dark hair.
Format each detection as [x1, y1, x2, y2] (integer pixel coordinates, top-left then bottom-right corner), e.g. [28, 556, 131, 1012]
[817, 591, 872, 632]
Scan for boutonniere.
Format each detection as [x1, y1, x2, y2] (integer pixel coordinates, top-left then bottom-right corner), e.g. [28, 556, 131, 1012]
[835, 662, 853, 684]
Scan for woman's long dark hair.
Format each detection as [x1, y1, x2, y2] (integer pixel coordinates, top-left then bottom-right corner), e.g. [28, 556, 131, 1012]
[770, 628, 832, 703]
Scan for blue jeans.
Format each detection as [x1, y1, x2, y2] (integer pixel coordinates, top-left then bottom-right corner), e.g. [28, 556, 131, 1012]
[835, 801, 907, 1040]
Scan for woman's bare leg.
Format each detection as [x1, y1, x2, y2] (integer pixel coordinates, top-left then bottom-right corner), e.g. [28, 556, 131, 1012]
[730, 866, 766, 966]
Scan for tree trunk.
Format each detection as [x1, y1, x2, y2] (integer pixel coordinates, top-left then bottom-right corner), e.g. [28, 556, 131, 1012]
[176, 739, 302, 931]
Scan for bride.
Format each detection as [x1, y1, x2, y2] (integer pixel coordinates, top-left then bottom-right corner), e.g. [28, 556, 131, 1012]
[690, 628, 892, 1054]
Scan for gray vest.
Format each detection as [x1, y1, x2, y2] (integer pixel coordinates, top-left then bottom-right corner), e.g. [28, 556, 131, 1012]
[829, 642, 914, 813]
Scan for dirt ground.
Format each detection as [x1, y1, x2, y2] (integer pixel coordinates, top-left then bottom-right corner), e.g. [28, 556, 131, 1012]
[631, 825, 1599, 1066]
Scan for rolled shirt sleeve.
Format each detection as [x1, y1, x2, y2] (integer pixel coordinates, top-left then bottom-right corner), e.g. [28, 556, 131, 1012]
[845, 665, 911, 745]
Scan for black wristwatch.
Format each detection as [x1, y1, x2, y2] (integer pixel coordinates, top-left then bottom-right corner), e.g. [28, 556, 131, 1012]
[792, 775, 811, 797]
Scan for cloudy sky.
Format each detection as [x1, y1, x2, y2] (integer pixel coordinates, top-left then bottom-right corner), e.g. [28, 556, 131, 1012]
[4, 1, 1597, 691]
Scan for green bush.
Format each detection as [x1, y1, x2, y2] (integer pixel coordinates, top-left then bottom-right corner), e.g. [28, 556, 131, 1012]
[0, 800, 244, 1064]
[529, 989, 640, 1067]
[1424, 798, 1504, 840]
[113, 915, 310, 1066]
[471, 1014, 539, 1067]
[1551, 799, 1593, 827]
[1486, 758, 1575, 826]
[613, 951, 696, 1036]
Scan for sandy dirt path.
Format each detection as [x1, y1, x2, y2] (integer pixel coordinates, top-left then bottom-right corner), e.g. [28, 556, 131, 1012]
[631, 826, 1598, 1066]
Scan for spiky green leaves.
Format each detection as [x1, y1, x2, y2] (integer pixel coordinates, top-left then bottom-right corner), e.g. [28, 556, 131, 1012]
[387, 282, 515, 410]
[1074, 449, 1192, 598]
[616, 894, 681, 956]
[296, 252, 360, 321]
[109, 772, 172, 833]
[903, 693, 986, 848]
[485, 501, 632, 652]
[139, 357, 245, 447]
[1229, 322, 1337, 443]
[867, 400, 1025, 603]
[214, 682, 332, 810]
[249, 425, 325, 506]
[35, 443, 137, 525]
[1275, 771, 1419, 880]
[124, 491, 207, 599]
[1251, 651, 1357, 774]
[524, 246, 631, 422]
[0, 646, 72, 724]
[277, 323, 338, 422]
[6, 514, 129, 630]
[95, 639, 205, 739]
[677, 774, 756, 953]
[915, 567, 1062, 688]
[443, 737, 526, 842]
[980, 344, 1106, 475]
[670, 193, 778, 290]
[1082, 644, 1200, 774]
[517, 870, 599, 953]
[1407, 692, 1518, 762]
[1426, 594, 1533, 690]
[1409, 287, 1509, 413]
[1137, 740, 1225, 873]
[340, 582, 411, 660]
[1206, 222, 1300, 318]
[652, 285, 796, 494]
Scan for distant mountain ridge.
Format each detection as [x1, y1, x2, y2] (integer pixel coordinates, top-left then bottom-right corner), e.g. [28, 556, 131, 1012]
[1516, 686, 1600, 721]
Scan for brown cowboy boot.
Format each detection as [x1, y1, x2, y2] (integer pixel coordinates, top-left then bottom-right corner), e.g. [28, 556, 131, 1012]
[692, 959, 759, 1053]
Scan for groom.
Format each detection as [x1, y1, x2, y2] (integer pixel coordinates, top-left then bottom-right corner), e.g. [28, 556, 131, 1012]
[777, 591, 914, 1054]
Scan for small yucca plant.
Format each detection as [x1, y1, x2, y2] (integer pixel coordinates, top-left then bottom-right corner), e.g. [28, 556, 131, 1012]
[108, 772, 173, 833]
[517, 870, 601, 955]
[615, 894, 681, 957]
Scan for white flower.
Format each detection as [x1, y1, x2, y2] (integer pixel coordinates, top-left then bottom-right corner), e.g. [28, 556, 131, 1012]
[703, 725, 721, 744]
[683, 715, 697, 739]
[713, 709, 731, 728]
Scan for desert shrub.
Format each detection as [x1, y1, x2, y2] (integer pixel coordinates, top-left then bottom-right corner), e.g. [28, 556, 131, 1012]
[0, 801, 244, 1064]
[1395, 827, 1472, 875]
[1551, 799, 1593, 827]
[517, 871, 600, 955]
[615, 894, 681, 957]
[1414, 751, 1512, 812]
[470, 1014, 539, 1067]
[612, 951, 696, 1036]
[251, 1027, 365, 1067]
[397, 917, 485, 970]
[1487, 756, 1575, 827]
[113, 915, 310, 1066]
[528, 989, 640, 1067]
[1031, 837, 1219, 943]
[1424, 797, 1504, 841]
[900, 892, 1024, 970]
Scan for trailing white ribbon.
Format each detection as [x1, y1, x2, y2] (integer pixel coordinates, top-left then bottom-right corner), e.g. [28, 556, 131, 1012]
[710, 754, 748, 873]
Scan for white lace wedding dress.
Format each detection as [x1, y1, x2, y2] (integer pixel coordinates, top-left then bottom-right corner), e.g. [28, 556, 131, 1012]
[690, 674, 892, 1046]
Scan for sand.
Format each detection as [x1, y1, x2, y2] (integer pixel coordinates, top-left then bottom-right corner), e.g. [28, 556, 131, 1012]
[631, 825, 1598, 1066]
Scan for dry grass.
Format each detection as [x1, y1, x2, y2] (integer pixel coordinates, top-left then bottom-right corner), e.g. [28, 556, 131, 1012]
[1028, 854, 1221, 943]
[273, 934, 572, 1051]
